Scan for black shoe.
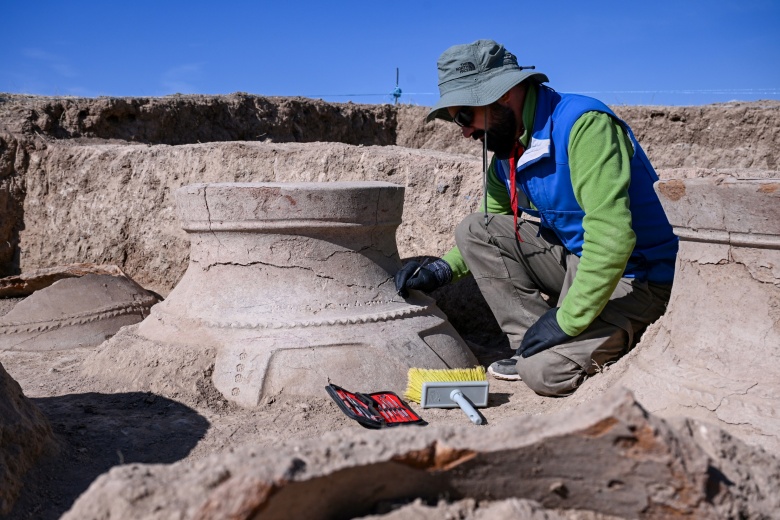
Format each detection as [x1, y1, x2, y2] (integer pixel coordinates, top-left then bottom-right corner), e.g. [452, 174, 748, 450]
[488, 358, 522, 381]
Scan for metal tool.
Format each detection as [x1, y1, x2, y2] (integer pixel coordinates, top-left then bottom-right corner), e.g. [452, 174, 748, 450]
[396, 257, 431, 296]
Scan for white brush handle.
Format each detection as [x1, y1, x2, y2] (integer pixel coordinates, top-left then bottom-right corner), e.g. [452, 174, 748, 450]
[450, 389, 483, 425]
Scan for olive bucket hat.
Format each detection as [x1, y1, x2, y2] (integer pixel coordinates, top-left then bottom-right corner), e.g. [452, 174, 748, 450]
[426, 39, 549, 123]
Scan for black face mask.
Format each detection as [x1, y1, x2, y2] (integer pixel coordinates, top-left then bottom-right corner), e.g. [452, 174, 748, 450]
[470, 103, 519, 160]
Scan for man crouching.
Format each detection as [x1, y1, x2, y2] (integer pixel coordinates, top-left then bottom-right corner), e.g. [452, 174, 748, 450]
[395, 39, 678, 396]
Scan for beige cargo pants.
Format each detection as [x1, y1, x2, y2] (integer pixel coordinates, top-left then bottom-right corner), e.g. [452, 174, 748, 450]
[454, 213, 672, 397]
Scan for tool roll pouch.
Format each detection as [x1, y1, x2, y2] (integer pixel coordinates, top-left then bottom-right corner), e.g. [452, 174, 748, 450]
[326, 384, 425, 429]
[326, 384, 384, 429]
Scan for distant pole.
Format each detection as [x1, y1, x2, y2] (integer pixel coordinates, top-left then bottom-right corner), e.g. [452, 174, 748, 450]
[392, 67, 402, 105]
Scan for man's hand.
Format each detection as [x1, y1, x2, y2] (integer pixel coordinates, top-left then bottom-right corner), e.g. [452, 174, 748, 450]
[518, 308, 573, 358]
[394, 258, 452, 297]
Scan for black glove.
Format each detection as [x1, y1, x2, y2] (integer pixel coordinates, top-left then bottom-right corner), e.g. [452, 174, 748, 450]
[394, 258, 452, 297]
[518, 307, 573, 358]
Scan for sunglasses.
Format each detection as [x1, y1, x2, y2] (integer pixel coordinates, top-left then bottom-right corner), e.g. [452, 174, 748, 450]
[453, 108, 474, 127]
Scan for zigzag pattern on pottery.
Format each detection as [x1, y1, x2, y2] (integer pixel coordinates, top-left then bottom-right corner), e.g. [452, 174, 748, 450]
[0, 296, 158, 335]
[150, 301, 433, 330]
[130, 182, 479, 405]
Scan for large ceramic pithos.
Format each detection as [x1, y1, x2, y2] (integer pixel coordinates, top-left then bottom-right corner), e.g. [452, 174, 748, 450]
[0, 273, 159, 351]
[615, 177, 780, 452]
[137, 182, 477, 407]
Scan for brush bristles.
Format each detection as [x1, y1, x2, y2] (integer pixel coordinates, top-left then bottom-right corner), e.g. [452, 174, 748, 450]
[404, 366, 487, 404]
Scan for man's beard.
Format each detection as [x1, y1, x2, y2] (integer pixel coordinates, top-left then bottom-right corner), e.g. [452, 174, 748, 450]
[471, 104, 519, 160]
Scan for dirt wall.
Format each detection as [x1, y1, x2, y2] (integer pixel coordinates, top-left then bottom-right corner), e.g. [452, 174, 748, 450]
[1, 93, 778, 289]
[0, 93, 397, 146]
[16, 140, 483, 295]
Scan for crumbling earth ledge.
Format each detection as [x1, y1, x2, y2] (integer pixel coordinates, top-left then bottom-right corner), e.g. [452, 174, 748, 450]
[61, 387, 780, 520]
[0, 362, 55, 516]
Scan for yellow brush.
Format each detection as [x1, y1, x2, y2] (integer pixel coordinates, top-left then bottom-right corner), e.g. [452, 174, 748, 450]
[404, 366, 488, 425]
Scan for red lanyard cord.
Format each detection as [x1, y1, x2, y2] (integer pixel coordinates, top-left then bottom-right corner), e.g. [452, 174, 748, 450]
[508, 143, 525, 243]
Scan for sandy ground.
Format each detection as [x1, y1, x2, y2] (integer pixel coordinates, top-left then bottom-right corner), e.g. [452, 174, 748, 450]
[0, 316, 585, 519]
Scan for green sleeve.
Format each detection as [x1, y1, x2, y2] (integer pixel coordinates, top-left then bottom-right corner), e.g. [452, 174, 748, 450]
[442, 157, 512, 282]
[556, 111, 636, 336]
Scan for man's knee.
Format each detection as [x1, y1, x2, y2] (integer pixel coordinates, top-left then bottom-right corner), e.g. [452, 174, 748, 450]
[454, 213, 485, 252]
[515, 350, 586, 397]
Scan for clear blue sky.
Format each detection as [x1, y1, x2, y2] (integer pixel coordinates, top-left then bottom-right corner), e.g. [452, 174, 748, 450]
[2, 0, 778, 106]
